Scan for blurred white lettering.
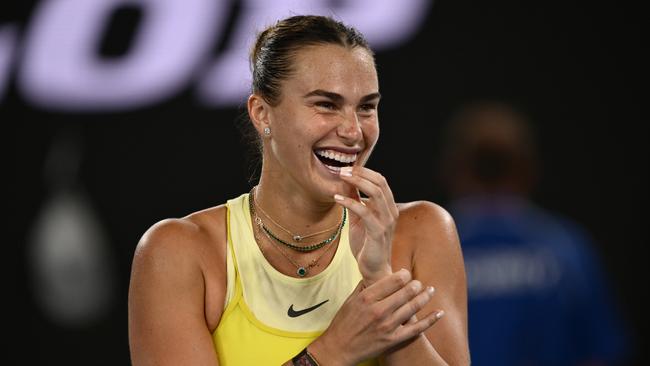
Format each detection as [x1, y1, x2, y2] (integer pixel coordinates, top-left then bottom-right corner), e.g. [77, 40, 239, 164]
[465, 247, 562, 299]
[197, 0, 431, 106]
[19, 0, 224, 111]
[10, 0, 431, 111]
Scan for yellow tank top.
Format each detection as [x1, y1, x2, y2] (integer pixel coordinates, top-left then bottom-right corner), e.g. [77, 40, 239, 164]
[212, 193, 378, 365]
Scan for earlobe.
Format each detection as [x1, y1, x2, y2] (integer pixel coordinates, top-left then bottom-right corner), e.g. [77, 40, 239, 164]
[247, 94, 271, 136]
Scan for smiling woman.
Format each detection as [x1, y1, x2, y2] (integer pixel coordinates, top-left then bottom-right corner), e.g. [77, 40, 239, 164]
[128, 15, 470, 366]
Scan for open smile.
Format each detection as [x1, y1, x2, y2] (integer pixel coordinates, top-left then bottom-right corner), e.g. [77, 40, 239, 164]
[313, 148, 357, 175]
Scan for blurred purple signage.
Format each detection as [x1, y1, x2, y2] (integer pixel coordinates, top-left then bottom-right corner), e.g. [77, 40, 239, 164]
[1, 0, 431, 111]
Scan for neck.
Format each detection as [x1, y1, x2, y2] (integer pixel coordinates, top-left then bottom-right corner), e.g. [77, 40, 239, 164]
[254, 169, 341, 234]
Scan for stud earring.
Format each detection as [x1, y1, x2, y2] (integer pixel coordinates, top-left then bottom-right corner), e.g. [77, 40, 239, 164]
[263, 127, 271, 136]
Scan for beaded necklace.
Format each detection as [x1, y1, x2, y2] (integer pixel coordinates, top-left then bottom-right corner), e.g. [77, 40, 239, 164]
[249, 187, 346, 253]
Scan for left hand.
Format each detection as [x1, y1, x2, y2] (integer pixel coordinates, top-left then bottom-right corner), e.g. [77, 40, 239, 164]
[334, 166, 400, 285]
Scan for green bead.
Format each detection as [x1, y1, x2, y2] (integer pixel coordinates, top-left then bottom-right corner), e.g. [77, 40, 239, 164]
[297, 267, 307, 277]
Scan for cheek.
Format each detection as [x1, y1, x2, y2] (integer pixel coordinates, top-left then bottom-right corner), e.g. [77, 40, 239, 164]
[278, 128, 316, 159]
[363, 121, 380, 145]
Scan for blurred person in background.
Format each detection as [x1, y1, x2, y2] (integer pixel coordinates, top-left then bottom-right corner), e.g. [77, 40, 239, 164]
[437, 100, 631, 366]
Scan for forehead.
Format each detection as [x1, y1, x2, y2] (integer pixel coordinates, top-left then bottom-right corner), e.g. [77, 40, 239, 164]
[285, 44, 378, 99]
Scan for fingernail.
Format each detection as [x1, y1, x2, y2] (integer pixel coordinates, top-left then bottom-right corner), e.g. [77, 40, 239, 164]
[427, 286, 435, 295]
[339, 167, 353, 177]
[436, 310, 445, 319]
[334, 194, 345, 201]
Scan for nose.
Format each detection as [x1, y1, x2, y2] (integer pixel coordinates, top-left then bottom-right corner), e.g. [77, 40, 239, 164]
[336, 109, 362, 143]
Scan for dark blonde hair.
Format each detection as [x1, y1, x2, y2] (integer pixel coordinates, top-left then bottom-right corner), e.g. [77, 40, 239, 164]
[250, 15, 374, 106]
[240, 15, 374, 182]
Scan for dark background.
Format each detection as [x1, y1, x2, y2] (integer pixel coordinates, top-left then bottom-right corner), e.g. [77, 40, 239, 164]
[7, 0, 646, 364]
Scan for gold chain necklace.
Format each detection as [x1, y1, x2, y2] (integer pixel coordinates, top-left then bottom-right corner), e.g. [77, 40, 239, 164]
[252, 214, 337, 277]
[249, 187, 345, 252]
[252, 187, 341, 242]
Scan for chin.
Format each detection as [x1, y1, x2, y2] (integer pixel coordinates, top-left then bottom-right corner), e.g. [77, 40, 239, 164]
[312, 174, 358, 203]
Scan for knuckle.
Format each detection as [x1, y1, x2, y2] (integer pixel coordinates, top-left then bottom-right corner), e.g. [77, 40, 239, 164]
[414, 322, 429, 336]
[416, 293, 432, 309]
[376, 320, 393, 334]
[405, 323, 420, 337]
[359, 292, 373, 305]
[415, 296, 429, 311]
[390, 328, 408, 344]
[408, 301, 420, 316]
[410, 318, 428, 333]
[395, 271, 410, 286]
[409, 280, 422, 296]
[369, 305, 385, 321]
[430, 315, 441, 326]
[378, 173, 387, 185]
[382, 329, 397, 343]
[387, 215, 397, 228]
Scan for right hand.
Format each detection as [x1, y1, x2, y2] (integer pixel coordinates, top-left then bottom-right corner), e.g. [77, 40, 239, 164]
[307, 269, 443, 365]
[335, 166, 400, 285]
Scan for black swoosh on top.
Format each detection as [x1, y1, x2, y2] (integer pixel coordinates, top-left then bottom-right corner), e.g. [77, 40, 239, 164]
[287, 299, 329, 317]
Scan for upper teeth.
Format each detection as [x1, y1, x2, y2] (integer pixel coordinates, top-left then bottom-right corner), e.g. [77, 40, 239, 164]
[315, 149, 357, 164]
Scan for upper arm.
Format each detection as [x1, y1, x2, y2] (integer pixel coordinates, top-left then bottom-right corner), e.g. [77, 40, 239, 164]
[128, 219, 220, 366]
[396, 201, 470, 365]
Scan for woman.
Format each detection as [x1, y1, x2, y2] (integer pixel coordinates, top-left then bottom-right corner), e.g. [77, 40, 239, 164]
[128, 15, 469, 365]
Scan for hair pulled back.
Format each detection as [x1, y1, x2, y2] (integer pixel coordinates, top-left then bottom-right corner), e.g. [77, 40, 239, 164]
[250, 15, 373, 105]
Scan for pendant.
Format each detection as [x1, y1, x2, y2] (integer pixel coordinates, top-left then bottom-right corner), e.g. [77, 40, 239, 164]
[293, 235, 302, 242]
[296, 267, 307, 277]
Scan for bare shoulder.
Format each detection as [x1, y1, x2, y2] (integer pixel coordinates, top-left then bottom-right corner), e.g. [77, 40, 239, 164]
[393, 200, 464, 278]
[395, 200, 459, 246]
[134, 204, 227, 266]
[396, 200, 455, 224]
[136, 217, 202, 257]
[130, 204, 229, 307]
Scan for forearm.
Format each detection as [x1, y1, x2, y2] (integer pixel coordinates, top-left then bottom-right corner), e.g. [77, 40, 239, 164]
[380, 333, 448, 366]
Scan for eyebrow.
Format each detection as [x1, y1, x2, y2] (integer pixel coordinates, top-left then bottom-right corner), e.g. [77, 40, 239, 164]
[303, 89, 381, 104]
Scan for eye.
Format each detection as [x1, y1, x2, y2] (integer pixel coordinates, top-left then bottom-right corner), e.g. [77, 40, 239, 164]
[315, 101, 337, 110]
[358, 103, 377, 113]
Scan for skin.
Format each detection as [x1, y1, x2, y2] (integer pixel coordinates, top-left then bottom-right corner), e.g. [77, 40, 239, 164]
[128, 44, 469, 365]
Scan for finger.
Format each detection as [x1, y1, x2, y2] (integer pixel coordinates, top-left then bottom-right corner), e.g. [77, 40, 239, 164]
[340, 170, 387, 207]
[344, 167, 395, 202]
[392, 309, 445, 344]
[378, 280, 428, 314]
[339, 172, 398, 223]
[340, 167, 390, 209]
[342, 167, 398, 217]
[388, 285, 436, 326]
[339, 175, 395, 227]
[359, 269, 412, 302]
[334, 194, 384, 239]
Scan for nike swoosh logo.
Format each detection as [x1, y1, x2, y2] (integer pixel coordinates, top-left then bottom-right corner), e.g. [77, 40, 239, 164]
[287, 299, 329, 317]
